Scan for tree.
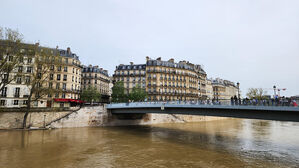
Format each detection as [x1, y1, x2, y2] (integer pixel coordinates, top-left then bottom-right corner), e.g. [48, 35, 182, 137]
[129, 85, 147, 102]
[111, 81, 128, 103]
[80, 87, 101, 104]
[22, 45, 62, 128]
[0, 27, 24, 93]
[246, 88, 267, 100]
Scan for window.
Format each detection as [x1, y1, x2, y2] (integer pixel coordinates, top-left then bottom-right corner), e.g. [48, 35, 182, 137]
[57, 74, 61, 81]
[56, 83, 60, 89]
[72, 76, 74, 82]
[16, 77, 22, 84]
[50, 65, 54, 70]
[63, 75, 67, 81]
[62, 83, 66, 90]
[8, 56, 13, 61]
[62, 93, 66, 98]
[1, 87, 7, 97]
[64, 66, 68, 72]
[23, 100, 28, 105]
[27, 67, 33, 73]
[25, 76, 30, 84]
[50, 74, 54, 80]
[15, 88, 20, 97]
[64, 58, 68, 64]
[37, 73, 42, 79]
[95, 80, 97, 84]
[3, 74, 8, 82]
[18, 66, 23, 73]
[57, 66, 61, 71]
[49, 82, 53, 88]
[27, 57, 32, 64]
[95, 74, 97, 78]
[0, 100, 5, 106]
[13, 100, 19, 105]
[73, 68, 75, 73]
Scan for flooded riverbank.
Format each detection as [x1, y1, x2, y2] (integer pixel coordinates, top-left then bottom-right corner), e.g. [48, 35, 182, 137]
[0, 119, 298, 167]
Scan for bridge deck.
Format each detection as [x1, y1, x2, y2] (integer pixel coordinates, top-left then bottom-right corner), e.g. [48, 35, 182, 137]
[107, 103, 299, 122]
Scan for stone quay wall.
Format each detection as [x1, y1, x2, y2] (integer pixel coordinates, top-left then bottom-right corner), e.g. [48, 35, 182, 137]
[0, 110, 71, 129]
[0, 106, 227, 129]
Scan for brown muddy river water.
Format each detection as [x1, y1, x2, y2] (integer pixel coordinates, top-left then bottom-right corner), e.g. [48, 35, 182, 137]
[0, 119, 299, 168]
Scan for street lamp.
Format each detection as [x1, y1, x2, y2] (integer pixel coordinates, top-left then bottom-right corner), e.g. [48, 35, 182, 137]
[273, 85, 277, 98]
[237, 82, 240, 99]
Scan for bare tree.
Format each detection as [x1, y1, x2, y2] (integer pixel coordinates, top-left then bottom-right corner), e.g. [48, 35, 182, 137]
[22, 45, 62, 128]
[0, 27, 24, 94]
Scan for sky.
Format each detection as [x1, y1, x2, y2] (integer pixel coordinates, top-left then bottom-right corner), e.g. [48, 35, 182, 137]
[1, 0, 298, 97]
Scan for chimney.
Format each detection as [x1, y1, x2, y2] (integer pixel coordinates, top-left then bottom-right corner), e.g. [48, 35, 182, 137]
[157, 57, 161, 61]
[35, 42, 40, 46]
[56, 45, 59, 49]
[100, 68, 103, 71]
[67, 47, 71, 54]
[95, 66, 99, 68]
[146, 56, 150, 61]
[130, 62, 134, 65]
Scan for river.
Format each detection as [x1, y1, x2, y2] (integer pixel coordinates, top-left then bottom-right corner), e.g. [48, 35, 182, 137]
[0, 119, 299, 168]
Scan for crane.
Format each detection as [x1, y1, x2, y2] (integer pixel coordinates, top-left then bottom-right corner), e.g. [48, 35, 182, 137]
[273, 85, 287, 98]
[260, 86, 287, 98]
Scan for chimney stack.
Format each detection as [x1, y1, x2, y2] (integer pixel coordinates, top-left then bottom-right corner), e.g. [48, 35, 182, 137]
[156, 57, 161, 61]
[67, 47, 71, 54]
[130, 62, 134, 65]
[146, 56, 150, 61]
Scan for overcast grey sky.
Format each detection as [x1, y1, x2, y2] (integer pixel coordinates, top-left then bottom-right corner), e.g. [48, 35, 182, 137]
[1, 0, 298, 97]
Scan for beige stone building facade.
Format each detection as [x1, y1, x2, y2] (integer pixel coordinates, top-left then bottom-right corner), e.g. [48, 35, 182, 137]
[0, 40, 82, 108]
[51, 47, 82, 107]
[113, 57, 210, 101]
[211, 78, 238, 103]
[145, 57, 201, 101]
[113, 63, 146, 94]
[81, 65, 110, 102]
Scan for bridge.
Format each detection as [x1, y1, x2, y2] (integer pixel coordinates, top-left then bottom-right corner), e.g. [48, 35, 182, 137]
[107, 102, 299, 122]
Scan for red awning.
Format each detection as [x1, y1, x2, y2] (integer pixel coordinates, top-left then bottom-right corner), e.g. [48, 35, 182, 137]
[53, 98, 84, 103]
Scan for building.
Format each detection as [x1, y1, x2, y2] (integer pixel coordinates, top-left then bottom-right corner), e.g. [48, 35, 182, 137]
[51, 47, 83, 107]
[205, 78, 213, 100]
[81, 65, 110, 102]
[211, 78, 238, 104]
[112, 57, 211, 101]
[113, 62, 146, 94]
[145, 57, 200, 101]
[0, 40, 83, 108]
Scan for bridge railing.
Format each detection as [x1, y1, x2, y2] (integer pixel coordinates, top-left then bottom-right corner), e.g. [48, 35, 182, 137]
[108, 99, 298, 108]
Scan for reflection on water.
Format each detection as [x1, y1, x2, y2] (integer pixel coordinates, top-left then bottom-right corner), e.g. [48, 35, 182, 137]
[0, 119, 299, 168]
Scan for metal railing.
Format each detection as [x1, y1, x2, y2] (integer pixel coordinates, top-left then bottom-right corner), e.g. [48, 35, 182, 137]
[108, 99, 299, 108]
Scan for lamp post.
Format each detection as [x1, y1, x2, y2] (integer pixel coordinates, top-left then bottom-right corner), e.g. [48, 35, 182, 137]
[237, 82, 240, 99]
[273, 85, 277, 98]
[43, 114, 46, 128]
